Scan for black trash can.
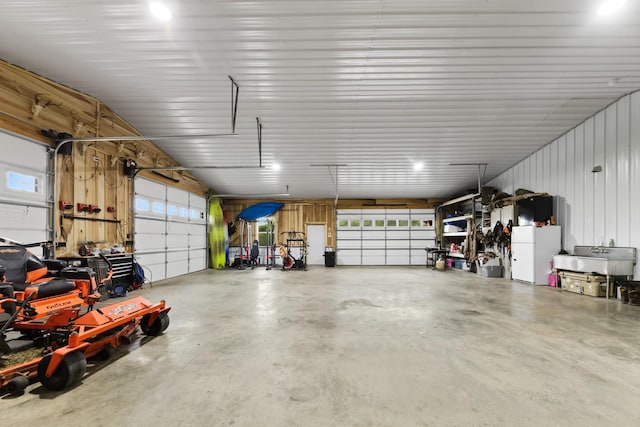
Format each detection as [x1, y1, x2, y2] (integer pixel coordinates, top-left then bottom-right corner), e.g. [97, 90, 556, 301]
[324, 251, 336, 267]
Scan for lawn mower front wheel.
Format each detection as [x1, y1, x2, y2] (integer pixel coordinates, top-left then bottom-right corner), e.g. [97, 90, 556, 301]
[6, 375, 29, 394]
[37, 351, 87, 391]
[141, 311, 170, 336]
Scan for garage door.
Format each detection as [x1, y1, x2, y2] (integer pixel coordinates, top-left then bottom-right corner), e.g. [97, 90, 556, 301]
[134, 178, 206, 281]
[0, 131, 49, 257]
[336, 208, 435, 266]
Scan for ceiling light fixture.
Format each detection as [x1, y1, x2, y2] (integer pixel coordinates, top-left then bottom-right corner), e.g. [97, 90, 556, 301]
[149, 2, 172, 21]
[413, 162, 424, 171]
[597, 0, 627, 16]
[272, 163, 281, 171]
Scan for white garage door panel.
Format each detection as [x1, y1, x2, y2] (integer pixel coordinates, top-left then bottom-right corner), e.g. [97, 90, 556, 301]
[0, 229, 45, 246]
[362, 230, 385, 239]
[167, 251, 189, 262]
[0, 220, 47, 258]
[411, 239, 433, 249]
[189, 223, 206, 233]
[134, 252, 167, 282]
[338, 239, 362, 249]
[135, 252, 165, 265]
[387, 251, 410, 265]
[337, 250, 360, 265]
[135, 218, 165, 234]
[145, 263, 167, 282]
[135, 235, 165, 252]
[167, 221, 189, 234]
[411, 229, 437, 239]
[411, 254, 427, 266]
[189, 254, 206, 272]
[135, 179, 166, 199]
[189, 234, 206, 249]
[0, 133, 48, 255]
[337, 209, 361, 215]
[336, 208, 436, 266]
[167, 235, 189, 251]
[190, 194, 206, 210]
[337, 230, 360, 239]
[189, 224, 206, 248]
[167, 260, 189, 278]
[0, 204, 47, 230]
[387, 240, 410, 248]
[387, 230, 410, 239]
[1, 132, 48, 171]
[362, 240, 384, 249]
[167, 187, 189, 205]
[361, 250, 385, 265]
[135, 176, 207, 277]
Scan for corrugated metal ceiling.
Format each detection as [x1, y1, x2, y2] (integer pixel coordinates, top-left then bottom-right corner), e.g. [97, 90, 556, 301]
[1, 0, 639, 198]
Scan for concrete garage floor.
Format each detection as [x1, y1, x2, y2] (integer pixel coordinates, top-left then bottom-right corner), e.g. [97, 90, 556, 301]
[3, 266, 640, 426]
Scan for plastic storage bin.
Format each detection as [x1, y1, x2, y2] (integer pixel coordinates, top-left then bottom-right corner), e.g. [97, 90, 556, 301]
[479, 265, 503, 277]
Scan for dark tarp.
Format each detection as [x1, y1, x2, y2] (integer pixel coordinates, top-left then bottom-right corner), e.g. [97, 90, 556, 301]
[236, 202, 284, 221]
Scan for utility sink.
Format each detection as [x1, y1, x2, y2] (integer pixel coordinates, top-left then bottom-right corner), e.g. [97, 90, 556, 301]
[553, 246, 637, 277]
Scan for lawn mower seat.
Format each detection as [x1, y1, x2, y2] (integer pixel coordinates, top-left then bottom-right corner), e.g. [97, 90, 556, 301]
[0, 244, 48, 283]
[11, 278, 76, 299]
[0, 245, 75, 299]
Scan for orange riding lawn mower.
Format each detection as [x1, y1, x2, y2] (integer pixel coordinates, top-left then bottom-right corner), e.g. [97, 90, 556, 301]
[0, 239, 170, 395]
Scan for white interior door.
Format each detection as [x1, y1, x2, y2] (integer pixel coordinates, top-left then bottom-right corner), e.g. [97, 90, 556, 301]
[512, 243, 535, 283]
[306, 224, 326, 265]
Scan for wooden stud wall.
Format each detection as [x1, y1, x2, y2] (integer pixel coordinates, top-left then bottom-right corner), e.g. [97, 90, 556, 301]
[0, 60, 209, 256]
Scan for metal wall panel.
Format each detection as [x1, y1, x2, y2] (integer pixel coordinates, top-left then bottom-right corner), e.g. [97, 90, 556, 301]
[617, 96, 631, 247]
[583, 118, 595, 246]
[573, 126, 585, 242]
[488, 92, 640, 277]
[605, 104, 618, 244]
[631, 93, 640, 265]
[593, 112, 606, 245]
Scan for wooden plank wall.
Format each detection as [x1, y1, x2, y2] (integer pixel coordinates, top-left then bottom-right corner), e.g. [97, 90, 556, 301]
[224, 199, 336, 248]
[0, 60, 209, 256]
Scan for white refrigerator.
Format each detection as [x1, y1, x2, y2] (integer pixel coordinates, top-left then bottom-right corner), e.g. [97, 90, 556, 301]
[511, 225, 561, 285]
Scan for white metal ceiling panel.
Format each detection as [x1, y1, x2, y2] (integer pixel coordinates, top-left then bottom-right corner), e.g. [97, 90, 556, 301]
[2, 1, 640, 198]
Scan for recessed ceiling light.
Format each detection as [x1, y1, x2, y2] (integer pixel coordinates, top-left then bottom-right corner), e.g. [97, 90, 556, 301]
[413, 162, 424, 171]
[597, 0, 627, 16]
[272, 163, 281, 171]
[149, 2, 172, 21]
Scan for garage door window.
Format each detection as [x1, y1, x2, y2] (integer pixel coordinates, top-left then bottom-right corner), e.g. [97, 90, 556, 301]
[152, 201, 165, 214]
[7, 171, 40, 193]
[135, 198, 150, 212]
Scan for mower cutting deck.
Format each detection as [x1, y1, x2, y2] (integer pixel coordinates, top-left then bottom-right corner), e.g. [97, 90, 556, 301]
[0, 242, 170, 395]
